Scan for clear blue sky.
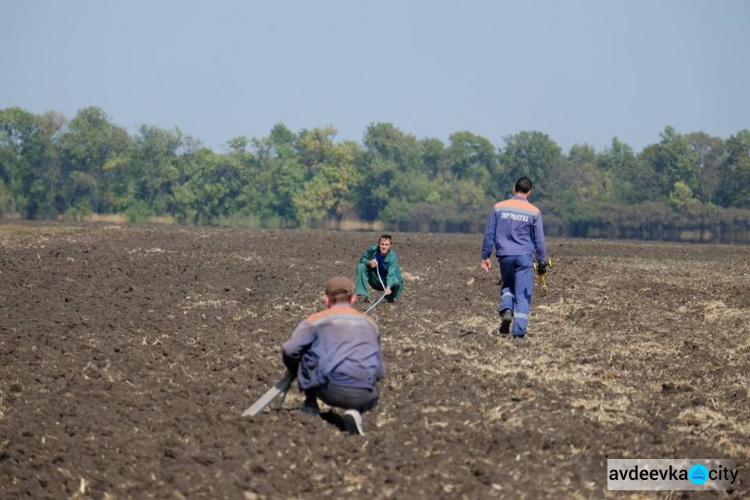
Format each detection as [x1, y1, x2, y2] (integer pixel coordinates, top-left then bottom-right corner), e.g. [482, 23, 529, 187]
[2, 0, 748, 153]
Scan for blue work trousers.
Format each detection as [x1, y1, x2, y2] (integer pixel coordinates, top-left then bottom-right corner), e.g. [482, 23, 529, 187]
[498, 254, 535, 336]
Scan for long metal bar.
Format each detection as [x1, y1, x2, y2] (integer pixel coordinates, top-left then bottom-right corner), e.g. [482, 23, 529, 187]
[241, 371, 293, 417]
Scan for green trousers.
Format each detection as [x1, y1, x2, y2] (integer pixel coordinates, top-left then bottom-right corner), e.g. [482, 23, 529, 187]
[354, 263, 403, 299]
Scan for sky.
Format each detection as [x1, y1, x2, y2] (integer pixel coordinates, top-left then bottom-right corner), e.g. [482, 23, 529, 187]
[2, 0, 749, 154]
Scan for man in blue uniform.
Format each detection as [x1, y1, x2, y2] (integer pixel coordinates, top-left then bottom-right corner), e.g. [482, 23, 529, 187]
[282, 276, 385, 435]
[480, 177, 548, 339]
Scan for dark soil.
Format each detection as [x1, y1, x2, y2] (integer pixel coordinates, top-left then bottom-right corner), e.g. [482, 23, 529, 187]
[0, 223, 748, 499]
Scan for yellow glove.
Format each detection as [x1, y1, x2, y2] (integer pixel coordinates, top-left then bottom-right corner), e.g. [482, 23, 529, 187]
[533, 259, 552, 293]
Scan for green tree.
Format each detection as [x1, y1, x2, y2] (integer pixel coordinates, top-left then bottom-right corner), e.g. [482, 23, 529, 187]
[248, 124, 305, 224]
[687, 132, 725, 204]
[34, 111, 67, 217]
[357, 123, 430, 221]
[446, 131, 499, 195]
[173, 148, 252, 224]
[296, 126, 336, 174]
[293, 128, 362, 224]
[268, 123, 296, 155]
[500, 131, 566, 200]
[638, 126, 700, 201]
[618, 145, 663, 203]
[58, 107, 130, 215]
[668, 181, 695, 210]
[129, 125, 185, 215]
[226, 136, 249, 155]
[567, 143, 603, 200]
[0, 178, 10, 216]
[0, 108, 66, 218]
[0, 107, 40, 215]
[293, 142, 361, 224]
[596, 138, 639, 203]
[448, 179, 490, 211]
[716, 129, 750, 208]
[420, 137, 448, 182]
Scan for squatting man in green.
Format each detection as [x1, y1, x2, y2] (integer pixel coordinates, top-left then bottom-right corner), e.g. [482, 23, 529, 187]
[355, 234, 404, 303]
[282, 276, 385, 435]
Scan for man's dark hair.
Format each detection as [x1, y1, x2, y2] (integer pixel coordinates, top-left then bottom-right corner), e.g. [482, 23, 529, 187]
[515, 177, 533, 194]
[378, 234, 392, 243]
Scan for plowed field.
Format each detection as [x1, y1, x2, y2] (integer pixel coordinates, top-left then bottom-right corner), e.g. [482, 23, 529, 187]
[1, 223, 748, 499]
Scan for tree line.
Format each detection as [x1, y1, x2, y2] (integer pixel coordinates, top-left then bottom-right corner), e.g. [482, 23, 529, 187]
[2, 106, 750, 243]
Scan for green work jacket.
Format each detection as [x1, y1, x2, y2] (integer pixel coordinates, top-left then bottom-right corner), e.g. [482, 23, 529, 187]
[358, 245, 403, 289]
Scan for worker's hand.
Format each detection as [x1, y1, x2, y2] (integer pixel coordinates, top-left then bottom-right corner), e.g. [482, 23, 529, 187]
[369, 259, 378, 268]
[481, 259, 491, 273]
[384, 287, 392, 295]
[536, 260, 547, 274]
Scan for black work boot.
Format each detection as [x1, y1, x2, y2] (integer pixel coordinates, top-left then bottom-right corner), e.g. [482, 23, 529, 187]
[301, 399, 320, 416]
[498, 309, 513, 335]
[301, 392, 320, 416]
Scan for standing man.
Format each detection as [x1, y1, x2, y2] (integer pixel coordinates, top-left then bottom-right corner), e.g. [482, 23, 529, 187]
[481, 177, 549, 339]
[355, 234, 403, 303]
[282, 276, 385, 435]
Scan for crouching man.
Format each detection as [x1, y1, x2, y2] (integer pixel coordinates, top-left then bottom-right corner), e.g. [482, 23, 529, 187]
[355, 234, 403, 303]
[282, 276, 385, 435]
